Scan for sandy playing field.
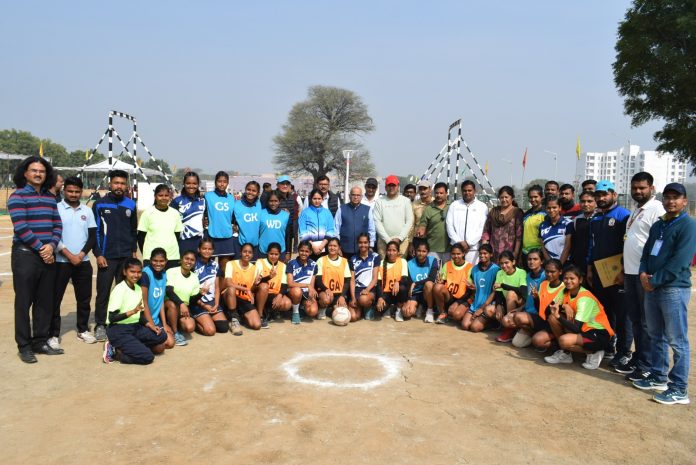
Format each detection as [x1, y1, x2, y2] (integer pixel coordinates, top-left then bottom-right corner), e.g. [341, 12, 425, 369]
[0, 215, 694, 465]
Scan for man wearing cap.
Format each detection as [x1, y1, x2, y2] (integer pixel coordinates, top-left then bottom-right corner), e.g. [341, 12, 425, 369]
[303, 175, 340, 216]
[409, 180, 433, 255]
[634, 182, 696, 405]
[335, 186, 375, 260]
[362, 178, 379, 208]
[373, 175, 414, 257]
[446, 180, 488, 264]
[587, 180, 630, 364]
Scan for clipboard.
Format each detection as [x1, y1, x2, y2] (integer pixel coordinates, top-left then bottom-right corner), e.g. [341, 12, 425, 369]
[594, 253, 623, 288]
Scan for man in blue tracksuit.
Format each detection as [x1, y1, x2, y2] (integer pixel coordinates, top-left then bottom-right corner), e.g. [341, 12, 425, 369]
[587, 180, 630, 363]
[92, 170, 138, 341]
[633, 183, 696, 405]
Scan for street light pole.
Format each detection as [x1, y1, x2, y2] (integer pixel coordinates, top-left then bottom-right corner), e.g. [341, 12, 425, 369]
[342, 150, 355, 203]
[544, 150, 558, 180]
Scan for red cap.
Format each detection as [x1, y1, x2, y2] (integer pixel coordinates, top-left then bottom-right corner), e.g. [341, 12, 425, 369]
[385, 175, 399, 186]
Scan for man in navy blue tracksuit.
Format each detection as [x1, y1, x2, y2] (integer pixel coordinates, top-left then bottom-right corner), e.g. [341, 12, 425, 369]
[92, 170, 138, 341]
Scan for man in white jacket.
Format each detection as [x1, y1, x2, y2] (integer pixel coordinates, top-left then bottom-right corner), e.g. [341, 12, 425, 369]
[446, 180, 488, 264]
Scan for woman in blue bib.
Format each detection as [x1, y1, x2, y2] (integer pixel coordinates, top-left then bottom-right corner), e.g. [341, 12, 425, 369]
[259, 191, 290, 259]
[204, 171, 236, 273]
[139, 248, 174, 352]
[233, 180, 262, 260]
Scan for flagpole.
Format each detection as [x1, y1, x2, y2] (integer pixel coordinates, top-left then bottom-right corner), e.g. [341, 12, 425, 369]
[520, 147, 527, 188]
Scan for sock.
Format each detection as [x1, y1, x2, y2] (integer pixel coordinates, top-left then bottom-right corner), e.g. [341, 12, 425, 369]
[292, 304, 300, 314]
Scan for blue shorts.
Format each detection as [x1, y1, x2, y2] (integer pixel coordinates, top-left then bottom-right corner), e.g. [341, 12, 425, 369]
[211, 236, 237, 257]
[190, 303, 224, 318]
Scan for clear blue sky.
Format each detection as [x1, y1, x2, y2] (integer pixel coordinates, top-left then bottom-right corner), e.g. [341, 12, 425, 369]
[1, 0, 661, 187]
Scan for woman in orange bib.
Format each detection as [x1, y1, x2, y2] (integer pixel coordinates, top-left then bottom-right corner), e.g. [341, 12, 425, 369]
[223, 243, 262, 330]
[433, 243, 474, 324]
[254, 242, 292, 328]
[543, 265, 615, 370]
[376, 240, 410, 321]
[315, 238, 352, 320]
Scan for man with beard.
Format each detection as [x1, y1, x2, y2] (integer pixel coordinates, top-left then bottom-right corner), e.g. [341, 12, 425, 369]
[418, 182, 451, 266]
[303, 175, 340, 216]
[446, 180, 488, 265]
[559, 184, 582, 219]
[544, 180, 560, 199]
[619, 172, 665, 380]
[587, 180, 630, 363]
[93, 170, 138, 342]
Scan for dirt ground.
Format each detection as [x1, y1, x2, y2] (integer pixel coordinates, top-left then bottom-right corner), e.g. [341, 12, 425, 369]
[0, 215, 695, 465]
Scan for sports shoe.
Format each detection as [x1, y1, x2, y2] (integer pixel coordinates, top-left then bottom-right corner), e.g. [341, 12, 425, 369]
[582, 350, 604, 370]
[94, 325, 107, 342]
[544, 350, 573, 364]
[625, 368, 651, 382]
[102, 341, 114, 364]
[395, 308, 404, 322]
[495, 328, 516, 343]
[435, 312, 447, 324]
[261, 318, 269, 329]
[610, 352, 632, 368]
[174, 332, 188, 346]
[230, 318, 243, 335]
[633, 377, 669, 392]
[424, 309, 434, 324]
[653, 388, 691, 405]
[383, 307, 392, 318]
[47, 337, 62, 351]
[291, 312, 301, 325]
[614, 359, 636, 374]
[318, 308, 327, 320]
[77, 331, 97, 344]
[415, 306, 423, 319]
[364, 307, 375, 321]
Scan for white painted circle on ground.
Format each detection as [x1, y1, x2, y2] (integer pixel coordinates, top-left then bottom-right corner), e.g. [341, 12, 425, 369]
[281, 352, 402, 390]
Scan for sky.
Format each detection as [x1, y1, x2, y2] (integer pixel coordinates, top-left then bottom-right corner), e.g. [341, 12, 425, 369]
[0, 0, 664, 188]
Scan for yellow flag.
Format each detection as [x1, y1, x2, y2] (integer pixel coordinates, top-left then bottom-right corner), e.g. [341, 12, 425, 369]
[485, 161, 489, 175]
[39, 142, 44, 157]
[576, 136, 581, 160]
[85, 149, 89, 160]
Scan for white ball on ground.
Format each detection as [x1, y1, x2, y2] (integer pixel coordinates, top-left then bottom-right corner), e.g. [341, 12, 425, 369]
[332, 307, 351, 326]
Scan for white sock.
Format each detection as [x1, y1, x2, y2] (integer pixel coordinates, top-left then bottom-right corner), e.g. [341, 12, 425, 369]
[292, 304, 300, 314]
[426, 308, 433, 314]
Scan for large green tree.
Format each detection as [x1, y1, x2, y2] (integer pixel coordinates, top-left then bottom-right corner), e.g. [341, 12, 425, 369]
[273, 85, 377, 183]
[613, 1, 696, 168]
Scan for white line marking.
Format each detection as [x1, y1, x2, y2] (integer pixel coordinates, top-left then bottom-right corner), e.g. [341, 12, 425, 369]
[0, 252, 10, 256]
[281, 352, 402, 390]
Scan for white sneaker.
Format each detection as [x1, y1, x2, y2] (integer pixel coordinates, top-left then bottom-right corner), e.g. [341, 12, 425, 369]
[77, 331, 97, 344]
[424, 309, 434, 324]
[544, 350, 573, 364]
[47, 336, 62, 350]
[582, 350, 604, 370]
[395, 308, 404, 322]
[318, 308, 327, 320]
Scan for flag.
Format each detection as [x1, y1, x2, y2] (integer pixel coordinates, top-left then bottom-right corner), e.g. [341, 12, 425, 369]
[576, 136, 581, 160]
[39, 142, 44, 158]
[485, 161, 489, 175]
[85, 149, 89, 160]
[522, 147, 527, 169]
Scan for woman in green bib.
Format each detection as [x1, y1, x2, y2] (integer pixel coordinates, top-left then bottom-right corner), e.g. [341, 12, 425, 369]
[164, 250, 201, 346]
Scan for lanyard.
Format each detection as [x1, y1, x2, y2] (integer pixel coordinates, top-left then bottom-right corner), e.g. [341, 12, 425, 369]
[658, 212, 687, 239]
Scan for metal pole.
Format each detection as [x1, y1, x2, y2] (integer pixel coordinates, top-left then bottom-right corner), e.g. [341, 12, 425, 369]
[343, 150, 354, 203]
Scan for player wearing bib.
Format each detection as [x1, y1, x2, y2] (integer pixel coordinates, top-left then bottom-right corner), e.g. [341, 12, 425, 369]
[402, 241, 438, 321]
[233, 181, 262, 259]
[255, 242, 292, 328]
[139, 248, 174, 352]
[190, 238, 228, 336]
[204, 171, 236, 274]
[171, 172, 206, 256]
[348, 233, 381, 320]
[259, 192, 290, 257]
[224, 243, 263, 330]
[287, 241, 319, 323]
[315, 238, 351, 320]
[138, 184, 183, 267]
[498, 249, 545, 343]
[433, 243, 473, 324]
[539, 196, 571, 261]
[376, 240, 410, 321]
[465, 244, 500, 332]
[102, 259, 167, 365]
[521, 185, 545, 268]
[522, 260, 566, 352]
[544, 265, 615, 369]
[480, 251, 526, 336]
[164, 251, 201, 346]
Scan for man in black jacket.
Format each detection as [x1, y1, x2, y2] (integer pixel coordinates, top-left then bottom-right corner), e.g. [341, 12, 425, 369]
[303, 175, 340, 216]
[92, 170, 138, 341]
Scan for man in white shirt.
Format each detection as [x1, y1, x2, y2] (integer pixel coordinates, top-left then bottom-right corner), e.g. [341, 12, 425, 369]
[620, 172, 666, 380]
[361, 177, 379, 208]
[446, 180, 488, 264]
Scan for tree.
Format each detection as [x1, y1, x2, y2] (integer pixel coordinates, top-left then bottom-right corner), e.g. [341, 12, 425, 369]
[613, 1, 696, 169]
[273, 85, 377, 183]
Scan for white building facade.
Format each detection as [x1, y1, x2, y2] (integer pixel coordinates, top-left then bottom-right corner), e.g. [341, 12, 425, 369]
[581, 144, 687, 194]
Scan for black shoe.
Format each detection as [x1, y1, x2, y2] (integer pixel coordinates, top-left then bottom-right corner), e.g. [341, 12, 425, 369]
[18, 349, 37, 364]
[610, 352, 632, 368]
[33, 343, 64, 355]
[615, 359, 636, 374]
[625, 368, 651, 382]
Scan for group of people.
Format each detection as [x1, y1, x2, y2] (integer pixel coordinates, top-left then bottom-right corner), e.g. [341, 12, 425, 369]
[9, 155, 696, 406]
